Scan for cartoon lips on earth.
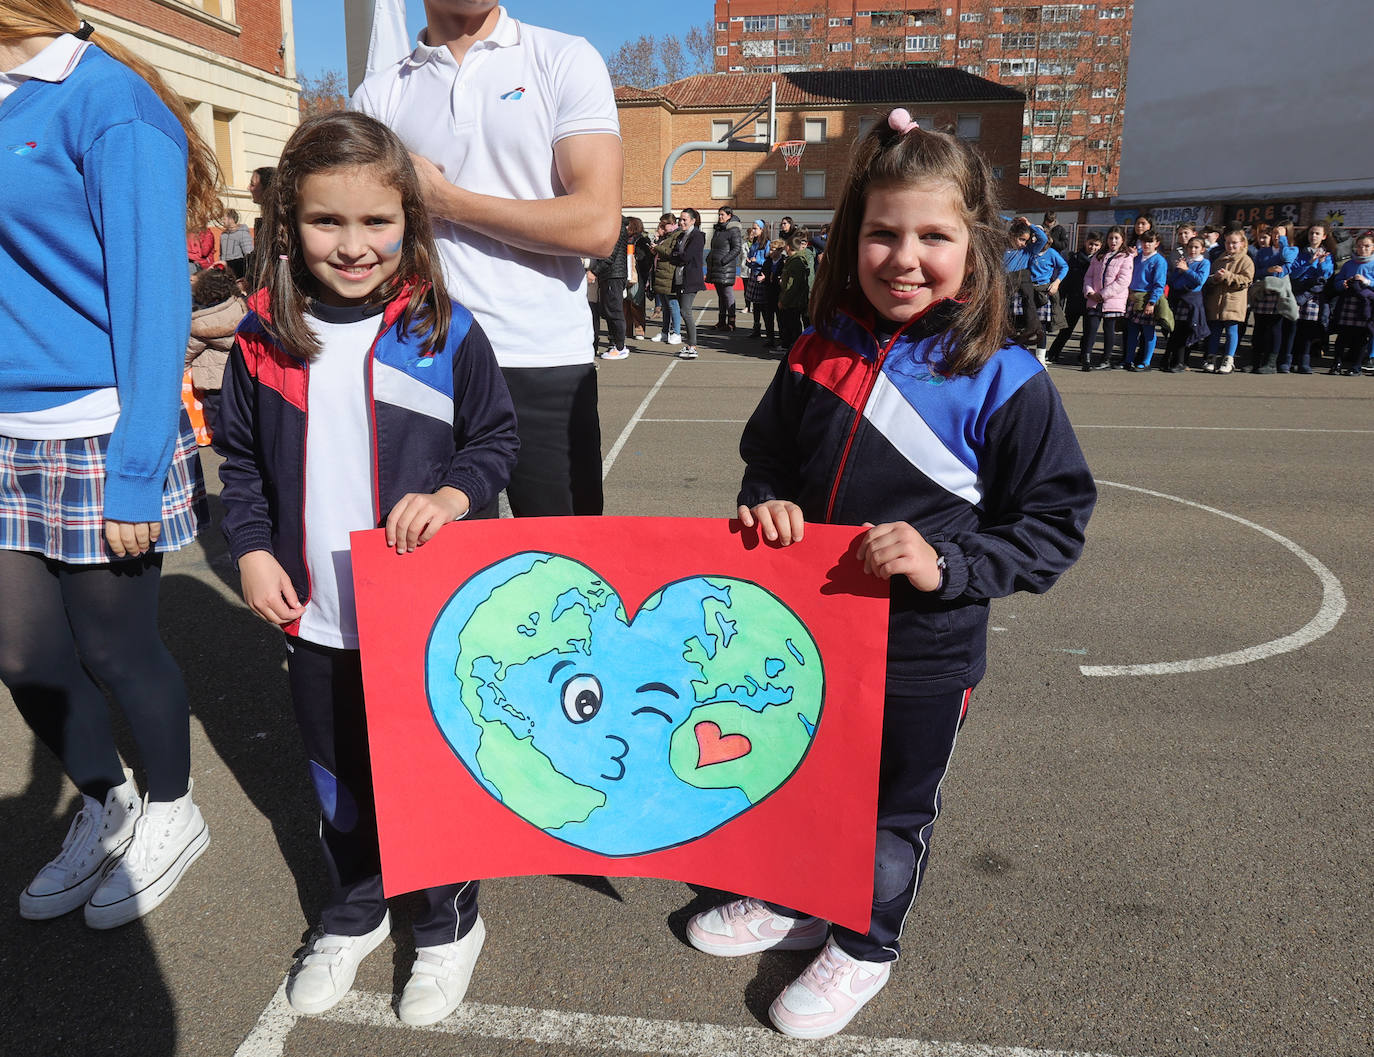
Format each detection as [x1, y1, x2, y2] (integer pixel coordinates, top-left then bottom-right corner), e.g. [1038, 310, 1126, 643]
[424, 552, 825, 857]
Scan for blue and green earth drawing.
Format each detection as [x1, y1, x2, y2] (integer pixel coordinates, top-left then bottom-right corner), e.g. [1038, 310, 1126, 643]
[424, 552, 825, 857]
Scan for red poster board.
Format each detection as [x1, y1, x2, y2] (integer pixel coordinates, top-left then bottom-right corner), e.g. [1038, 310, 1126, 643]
[352, 516, 889, 932]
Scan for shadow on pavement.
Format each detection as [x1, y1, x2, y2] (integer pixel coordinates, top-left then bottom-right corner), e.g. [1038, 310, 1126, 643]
[0, 742, 178, 1056]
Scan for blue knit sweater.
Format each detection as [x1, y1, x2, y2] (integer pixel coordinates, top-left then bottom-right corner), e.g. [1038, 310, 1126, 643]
[0, 47, 190, 520]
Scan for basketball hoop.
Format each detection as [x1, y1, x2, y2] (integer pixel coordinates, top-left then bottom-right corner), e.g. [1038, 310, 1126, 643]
[775, 140, 807, 170]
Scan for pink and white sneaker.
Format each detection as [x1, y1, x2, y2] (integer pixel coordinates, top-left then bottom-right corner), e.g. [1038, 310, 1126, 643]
[686, 898, 828, 957]
[768, 938, 891, 1039]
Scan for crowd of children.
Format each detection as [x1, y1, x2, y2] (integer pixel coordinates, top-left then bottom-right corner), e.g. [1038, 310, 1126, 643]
[1007, 212, 1374, 376]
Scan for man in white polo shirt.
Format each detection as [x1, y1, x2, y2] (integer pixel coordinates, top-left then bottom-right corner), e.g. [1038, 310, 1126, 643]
[353, 1, 622, 518]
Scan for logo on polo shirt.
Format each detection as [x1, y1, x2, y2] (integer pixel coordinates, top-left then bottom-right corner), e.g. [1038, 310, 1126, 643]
[7, 141, 37, 155]
[499, 86, 526, 100]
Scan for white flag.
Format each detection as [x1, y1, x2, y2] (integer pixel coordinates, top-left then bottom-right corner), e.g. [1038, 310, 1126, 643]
[367, 0, 410, 74]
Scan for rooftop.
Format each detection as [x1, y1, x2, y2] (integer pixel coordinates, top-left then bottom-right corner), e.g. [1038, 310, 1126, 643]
[615, 69, 1025, 108]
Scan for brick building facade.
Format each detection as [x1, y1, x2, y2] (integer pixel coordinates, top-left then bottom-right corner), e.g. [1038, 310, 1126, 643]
[80, 0, 300, 220]
[711, 1, 1132, 199]
[618, 68, 1025, 226]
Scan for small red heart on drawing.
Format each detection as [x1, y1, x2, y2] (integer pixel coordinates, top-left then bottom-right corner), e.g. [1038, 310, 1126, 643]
[695, 721, 752, 768]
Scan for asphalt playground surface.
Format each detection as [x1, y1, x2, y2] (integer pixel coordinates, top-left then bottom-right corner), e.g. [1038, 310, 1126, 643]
[2, 310, 1371, 1057]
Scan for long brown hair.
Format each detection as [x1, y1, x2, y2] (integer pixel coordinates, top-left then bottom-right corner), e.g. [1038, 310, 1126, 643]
[0, 0, 221, 226]
[257, 111, 451, 361]
[809, 114, 1008, 376]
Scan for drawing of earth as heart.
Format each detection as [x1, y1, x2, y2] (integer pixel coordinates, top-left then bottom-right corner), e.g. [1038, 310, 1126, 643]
[424, 552, 825, 857]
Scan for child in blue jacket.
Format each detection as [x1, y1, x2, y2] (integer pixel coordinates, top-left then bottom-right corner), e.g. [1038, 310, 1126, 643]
[1122, 231, 1168, 370]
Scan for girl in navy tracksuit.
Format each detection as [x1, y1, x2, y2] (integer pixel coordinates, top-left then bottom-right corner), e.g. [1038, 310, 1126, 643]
[681, 109, 1095, 1042]
[215, 113, 518, 1027]
[1122, 231, 1168, 369]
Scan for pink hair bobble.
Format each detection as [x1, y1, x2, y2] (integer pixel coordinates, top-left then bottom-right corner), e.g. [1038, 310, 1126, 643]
[888, 108, 920, 135]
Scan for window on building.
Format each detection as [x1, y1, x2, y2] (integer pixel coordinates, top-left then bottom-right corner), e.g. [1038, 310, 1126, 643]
[1099, 6, 1127, 18]
[857, 115, 877, 138]
[906, 35, 940, 51]
[742, 39, 775, 58]
[962, 63, 983, 74]
[959, 11, 984, 21]
[754, 118, 777, 143]
[1089, 138, 1112, 149]
[212, 109, 234, 187]
[754, 170, 778, 199]
[956, 114, 981, 140]
[804, 118, 827, 143]
[829, 41, 852, 52]
[1102, 113, 1116, 123]
[711, 120, 732, 142]
[777, 39, 797, 55]
[959, 38, 982, 48]
[1041, 31, 1081, 48]
[742, 15, 776, 32]
[1002, 32, 1037, 48]
[778, 14, 813, 30]
[1086, 164, 1100, 174]
[711, 172, 733, 199]
[1001, 58, 1037, 77]
[1042, 5, 1082, 22]
[829, 16, 853, 26]
[1002, 10, 1021, 23]
[716, 45, 728, 56]
[729, 65, 744, 71]
[1034, 110, 1060, 126]
[802, 170, 826, 199]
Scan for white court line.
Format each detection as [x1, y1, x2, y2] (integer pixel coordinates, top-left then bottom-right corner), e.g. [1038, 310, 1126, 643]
[1081, 480, 1347, 677]
[235, 984, 1140, 1057]
[1074, 425, 1374, 434]
[602, 360, 678, 476]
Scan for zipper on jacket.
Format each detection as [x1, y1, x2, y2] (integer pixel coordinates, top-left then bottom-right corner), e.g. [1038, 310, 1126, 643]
[823, 329, 897, 522]
[295, 360, 313, 632]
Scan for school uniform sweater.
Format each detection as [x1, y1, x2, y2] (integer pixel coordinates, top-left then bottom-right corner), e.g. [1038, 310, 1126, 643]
[739, 298, 1095, 696]
[1029, 247, 1069, 286]
[0, 45, 190, 520]
[1129, 252, 1168, 303]
[1002, 225, 1048, 273]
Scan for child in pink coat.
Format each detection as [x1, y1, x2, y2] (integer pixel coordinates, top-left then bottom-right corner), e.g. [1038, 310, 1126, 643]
[1080, 226, 1132, 369]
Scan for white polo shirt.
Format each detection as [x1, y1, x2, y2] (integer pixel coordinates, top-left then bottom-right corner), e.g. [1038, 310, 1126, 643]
[351, 8, 619, 369]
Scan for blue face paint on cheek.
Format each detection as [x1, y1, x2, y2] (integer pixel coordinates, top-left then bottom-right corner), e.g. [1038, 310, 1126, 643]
[386, 238, 404, 255]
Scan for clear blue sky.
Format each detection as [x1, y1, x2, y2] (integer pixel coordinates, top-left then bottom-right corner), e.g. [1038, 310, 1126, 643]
[291, 0, 712, 79]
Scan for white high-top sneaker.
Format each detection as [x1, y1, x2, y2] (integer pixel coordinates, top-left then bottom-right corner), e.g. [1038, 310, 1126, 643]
[20, 769, 142, 920]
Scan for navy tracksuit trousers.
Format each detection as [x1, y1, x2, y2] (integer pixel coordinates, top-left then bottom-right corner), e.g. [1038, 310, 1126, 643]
[285, 636, 479, 947]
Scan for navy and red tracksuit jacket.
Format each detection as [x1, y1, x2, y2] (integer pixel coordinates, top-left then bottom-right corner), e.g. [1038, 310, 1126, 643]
[214, 286, 519, 634]
[739, 299, 1096, 697]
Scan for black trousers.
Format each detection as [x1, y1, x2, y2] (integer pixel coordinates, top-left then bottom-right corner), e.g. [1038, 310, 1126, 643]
[598, 278, 626, 351]
[285, 637, 478, 946]
[778, 306, 804, 350]
[1079, 312, 1120, 366]
[498, 364, 604, 517]
[772, 686, 973, 963]
[0, 551, 191, 802]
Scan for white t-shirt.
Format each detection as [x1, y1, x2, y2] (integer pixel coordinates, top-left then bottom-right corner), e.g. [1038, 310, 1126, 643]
[297, 305, 383, 650]
[351, 7, 619, 369]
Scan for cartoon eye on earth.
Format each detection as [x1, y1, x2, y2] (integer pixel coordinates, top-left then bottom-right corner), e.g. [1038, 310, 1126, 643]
[560, 672, 602, 723]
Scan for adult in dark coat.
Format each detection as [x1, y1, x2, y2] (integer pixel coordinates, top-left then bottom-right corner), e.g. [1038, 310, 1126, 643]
[670, 207, 707, 358]
[589, 216, 632, 354]
[706, 206, 743, 330]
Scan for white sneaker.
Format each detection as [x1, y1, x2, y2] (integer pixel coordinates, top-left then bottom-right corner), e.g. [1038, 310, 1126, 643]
[397, 915, 486, 1026]
[1036, 349, 1048, 365]
[287, 911, 393, 1015]
[601, 347, 629, 360]
[667, 334, 682, 346]
[677, 346, 698, 360]
[649, 333, 665, 343]
[84, 781, 209, 929]
[687, 898, 828, 956]
[768, 938, 891, 1040]
[20, 770, 141, 920]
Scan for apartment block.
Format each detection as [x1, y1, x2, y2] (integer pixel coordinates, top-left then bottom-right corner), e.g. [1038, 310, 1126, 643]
[712, 1, 1132, 198]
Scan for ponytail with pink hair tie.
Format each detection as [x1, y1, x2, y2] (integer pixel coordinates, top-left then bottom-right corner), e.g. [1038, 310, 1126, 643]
[888, 108, 920, 135]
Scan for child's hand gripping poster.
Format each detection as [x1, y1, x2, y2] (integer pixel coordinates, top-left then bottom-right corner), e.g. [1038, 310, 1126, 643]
[351, 517, 889, 931]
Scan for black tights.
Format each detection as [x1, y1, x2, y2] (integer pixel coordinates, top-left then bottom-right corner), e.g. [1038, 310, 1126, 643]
[0, 550, 191, 801]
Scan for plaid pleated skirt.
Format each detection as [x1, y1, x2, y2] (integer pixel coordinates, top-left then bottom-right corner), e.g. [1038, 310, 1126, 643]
[1251, 287, 1281, 316]
[0, 417, 206, 564]
[1330, 294, 1370, 328]
[1010, 291, 1054, 324]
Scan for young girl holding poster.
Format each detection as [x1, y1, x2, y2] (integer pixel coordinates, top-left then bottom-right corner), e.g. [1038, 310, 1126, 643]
[214, 112, 517, 1026]
[684, 108, 1096, 1040]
